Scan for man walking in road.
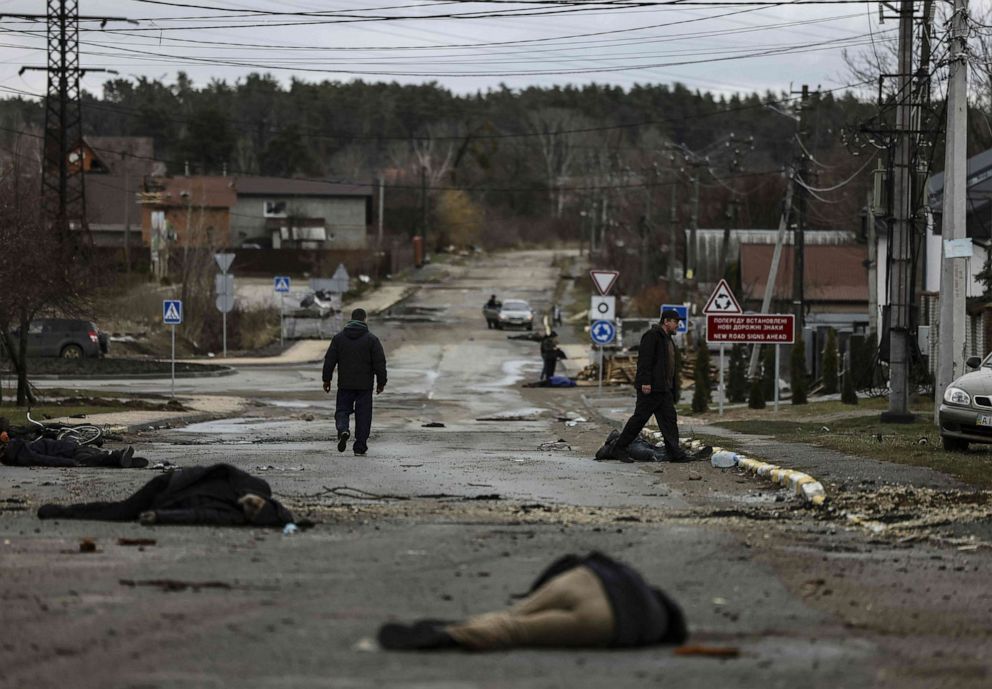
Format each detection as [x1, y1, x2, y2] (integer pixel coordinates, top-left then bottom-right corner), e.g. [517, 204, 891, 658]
[322, 308, 387, 456]
[611, 309, 688, 463]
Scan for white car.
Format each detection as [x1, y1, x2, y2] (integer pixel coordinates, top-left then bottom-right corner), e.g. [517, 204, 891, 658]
[497, 299, 535, 330]
[938, 354, 992, 451]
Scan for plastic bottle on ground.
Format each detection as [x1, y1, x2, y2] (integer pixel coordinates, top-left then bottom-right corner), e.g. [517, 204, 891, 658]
[710, 450, 739, 468]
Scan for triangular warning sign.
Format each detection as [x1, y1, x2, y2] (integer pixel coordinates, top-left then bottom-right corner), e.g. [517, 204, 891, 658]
[589, 270, 619, 296]
[703, 279, 742, 314]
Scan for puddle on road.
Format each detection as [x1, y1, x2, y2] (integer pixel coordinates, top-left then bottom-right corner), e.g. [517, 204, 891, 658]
[478, 359, 539, 389]
[260, 399, 314, 409]
[380, 304, 450, 323]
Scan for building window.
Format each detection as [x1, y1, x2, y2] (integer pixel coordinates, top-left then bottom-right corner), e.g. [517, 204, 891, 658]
[264, 200, 287, 217]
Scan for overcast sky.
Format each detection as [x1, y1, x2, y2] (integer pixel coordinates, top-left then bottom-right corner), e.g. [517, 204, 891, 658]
[0, 0, 987, 101]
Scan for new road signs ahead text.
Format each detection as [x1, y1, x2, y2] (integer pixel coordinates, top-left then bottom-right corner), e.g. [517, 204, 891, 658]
[706, 314, 795, 344]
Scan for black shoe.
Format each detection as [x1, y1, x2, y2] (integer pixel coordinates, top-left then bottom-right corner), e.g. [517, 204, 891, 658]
[377, 621, 458, 651]
[668, 453, 692, 463]
[119, 446, 136, 467]
[354, 449, 367, 456]
[337, 430, 350, 453]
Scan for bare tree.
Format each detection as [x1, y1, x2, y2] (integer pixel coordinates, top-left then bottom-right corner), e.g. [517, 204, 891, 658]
[527, 108, 592, 218]
[0, 154, 96, 405]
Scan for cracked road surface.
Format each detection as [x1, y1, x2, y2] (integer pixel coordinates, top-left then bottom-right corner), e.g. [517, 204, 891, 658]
[3, 250, 990, 688]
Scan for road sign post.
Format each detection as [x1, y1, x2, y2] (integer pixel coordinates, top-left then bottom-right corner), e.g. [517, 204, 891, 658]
[274, 276, 291, 347]
[214, 254, 235, 358]
[589, 270, 619, 296]
[590, 320, 616, 394]
[163, 300, 182, 398]
[702, 281, 742, 416]
[705, 312, 795, 413]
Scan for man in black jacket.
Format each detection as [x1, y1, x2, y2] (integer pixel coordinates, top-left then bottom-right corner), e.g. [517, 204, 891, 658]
[322, 308, 387, 456]
[612, 309, 688, 462]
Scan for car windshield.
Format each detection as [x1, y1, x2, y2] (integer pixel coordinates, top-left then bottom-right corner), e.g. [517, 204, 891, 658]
[503, 301, 529, 311]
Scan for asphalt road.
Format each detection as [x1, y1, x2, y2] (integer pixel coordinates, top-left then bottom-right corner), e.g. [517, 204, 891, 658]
[2, 250, 990, 689]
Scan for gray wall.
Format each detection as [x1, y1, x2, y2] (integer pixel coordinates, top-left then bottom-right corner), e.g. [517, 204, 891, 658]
[231, 195, 368, 249]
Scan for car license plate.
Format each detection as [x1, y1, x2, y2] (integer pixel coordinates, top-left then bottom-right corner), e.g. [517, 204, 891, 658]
[978, 415, 992, 427]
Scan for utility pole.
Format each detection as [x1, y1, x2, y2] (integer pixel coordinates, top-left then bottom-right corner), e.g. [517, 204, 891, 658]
[793, 85, 812, 332]
[747, 176, 795, 380]
[882, 0, 917, 423]
[667, 175, 678, 298]
[122, 152, 130, 276]
[687, 166, 700, 281]
[935, 0, 970, 422]
[17, 3, 129, 240]
[419, 165, 428, 249]
[377, 175, 385, 249]
[641, 163, 658, 287]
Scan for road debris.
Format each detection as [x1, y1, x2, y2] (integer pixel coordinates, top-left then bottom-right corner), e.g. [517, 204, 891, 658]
[674, 645, 740, 658]
[119, 579, 232, 592]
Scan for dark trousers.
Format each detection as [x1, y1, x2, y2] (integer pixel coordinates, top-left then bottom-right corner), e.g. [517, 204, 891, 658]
[541, 356, 557, 381]
[40, 473, 171, 521]
[615, 390, 685, 459]
[336, 388, 374, 452]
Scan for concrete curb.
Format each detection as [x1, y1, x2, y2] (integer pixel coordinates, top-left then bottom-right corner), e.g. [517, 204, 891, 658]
[644, 430, 828, 506]
[30, 367, 236, 381]
[123, 410, 231, 434]
[367, 285, 419, 316]
[733, 455, 827, 506]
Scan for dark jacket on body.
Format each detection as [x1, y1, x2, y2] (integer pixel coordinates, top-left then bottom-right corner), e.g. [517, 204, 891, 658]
[530, 551, 688, 647]
[634, 324, 678, 393]
[3, 437, 86, 467]
[322, 321, 387, 390]
[37, 464, 295, 526]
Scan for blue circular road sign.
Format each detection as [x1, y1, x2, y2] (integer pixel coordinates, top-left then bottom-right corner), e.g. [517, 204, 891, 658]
[590, 319, 616, 345]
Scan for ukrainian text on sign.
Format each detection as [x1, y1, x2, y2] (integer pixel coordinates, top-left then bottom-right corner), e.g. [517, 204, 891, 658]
[706, 314, 795, 344]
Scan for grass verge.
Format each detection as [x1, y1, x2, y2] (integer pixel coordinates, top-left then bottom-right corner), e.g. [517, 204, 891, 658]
[714, 412, 992, 489]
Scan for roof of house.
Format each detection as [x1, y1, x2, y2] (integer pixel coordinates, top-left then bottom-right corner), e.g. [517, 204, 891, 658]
[230, 175, 371, 198]
[142, 176, 237, 208]
[928, 146, 992, 209]
[84, 137, 164, 177]
[740, 243, 868, 303]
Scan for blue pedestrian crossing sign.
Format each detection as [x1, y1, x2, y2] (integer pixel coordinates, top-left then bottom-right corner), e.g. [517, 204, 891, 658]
[274, 276, 291, 293]
[163, 299, 183, 325]
[590, 320, 616, 345]
[661, 304, 688, 333]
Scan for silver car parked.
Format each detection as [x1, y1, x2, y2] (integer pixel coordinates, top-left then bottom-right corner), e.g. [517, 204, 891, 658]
[497, 299, 535, 330]
[938, 354, 992, 451]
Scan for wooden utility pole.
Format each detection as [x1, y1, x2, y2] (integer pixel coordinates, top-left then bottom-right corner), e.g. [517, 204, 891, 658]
[882, 0, 917, 423]
[935, 0, 970, 422]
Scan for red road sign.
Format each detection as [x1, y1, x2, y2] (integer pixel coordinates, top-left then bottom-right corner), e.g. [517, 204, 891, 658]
[589, 270, 620, 296]
[706, 314, 795, 344]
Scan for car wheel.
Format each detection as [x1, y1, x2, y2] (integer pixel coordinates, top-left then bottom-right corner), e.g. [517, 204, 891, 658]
[60, 344, 83, 359]
[942, 436, 968, 452]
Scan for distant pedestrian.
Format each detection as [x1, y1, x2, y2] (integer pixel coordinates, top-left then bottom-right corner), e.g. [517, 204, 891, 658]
[611, 309, 688, 463]
[322, 308, 387, 456]
[552, 303, 563, 327]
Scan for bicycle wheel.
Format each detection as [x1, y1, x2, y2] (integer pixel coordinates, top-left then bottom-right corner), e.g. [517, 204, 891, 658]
[58, 425, 103, 446]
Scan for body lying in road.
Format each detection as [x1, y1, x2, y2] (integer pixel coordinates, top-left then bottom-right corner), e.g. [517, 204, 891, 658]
[0, 433, 144, 469]
[36, 463, 297, 527]
[378, 552, 687, 651]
